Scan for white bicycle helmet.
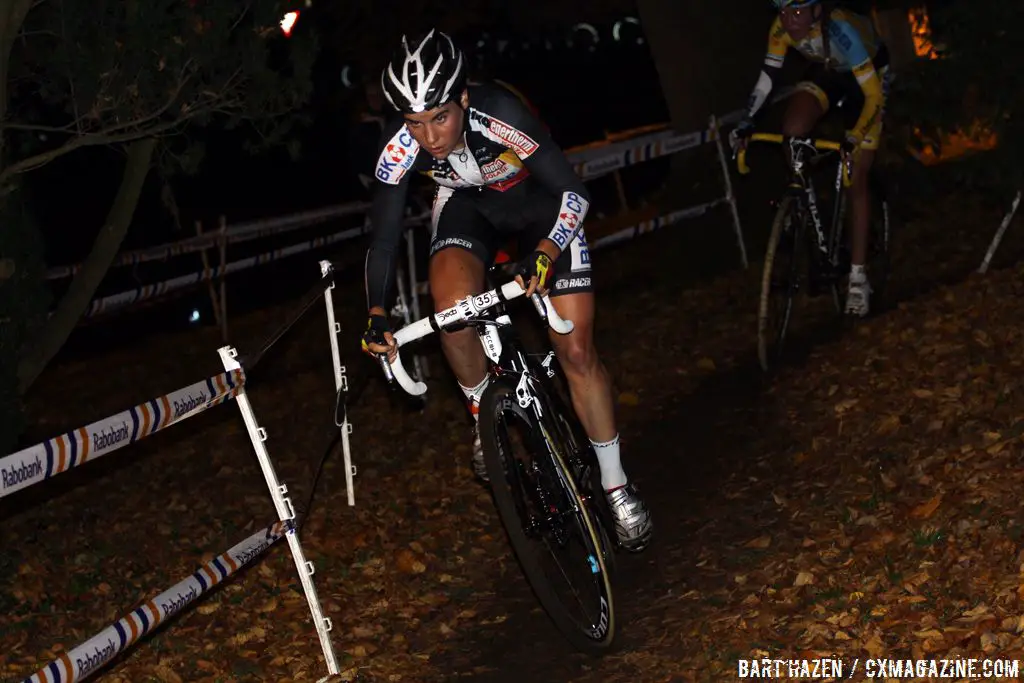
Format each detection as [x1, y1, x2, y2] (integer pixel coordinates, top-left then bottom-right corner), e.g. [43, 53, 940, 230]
[381, 29, 466, 114]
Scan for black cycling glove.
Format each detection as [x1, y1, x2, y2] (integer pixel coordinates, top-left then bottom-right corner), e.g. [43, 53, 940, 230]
[515, 250, 554, 292]
[728, 117, 755, 153]
[360, 313, 391, 356]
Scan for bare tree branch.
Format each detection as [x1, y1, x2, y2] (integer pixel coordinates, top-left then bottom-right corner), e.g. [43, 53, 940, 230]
[1, 121, 78, 133]
[57, 0, 83, 133]
[15, 29, 57, 38]
[228, 3, 251, 34]
[0, 114, 196, 184]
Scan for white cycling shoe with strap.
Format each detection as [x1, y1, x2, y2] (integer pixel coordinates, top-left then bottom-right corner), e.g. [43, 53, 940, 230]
[605, 482, 653, 552]
[845, 275, 872, 318]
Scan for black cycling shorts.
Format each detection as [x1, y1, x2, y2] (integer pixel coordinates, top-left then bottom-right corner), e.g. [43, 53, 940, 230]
[796, 44, 891, 150]
[428, 178, 593, 297]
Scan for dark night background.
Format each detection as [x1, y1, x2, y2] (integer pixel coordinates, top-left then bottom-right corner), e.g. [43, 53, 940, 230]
[10, 1, 1024, 681]
[32, 1, 679, 359]
[25, 0, 967, 365]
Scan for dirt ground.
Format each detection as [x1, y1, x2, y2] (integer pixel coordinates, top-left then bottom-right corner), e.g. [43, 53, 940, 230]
[4, 180, 1024, 683]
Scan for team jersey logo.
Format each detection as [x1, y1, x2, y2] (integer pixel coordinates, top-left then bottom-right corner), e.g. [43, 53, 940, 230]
[387, 143, 407, 164]
[548, 191, 589, 249]
[469, 109, 539, 159]
[375, 126, 419, 184]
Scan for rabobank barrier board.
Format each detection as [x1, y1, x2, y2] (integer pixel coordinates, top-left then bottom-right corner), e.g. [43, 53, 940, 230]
[0, 369, 244, 500]
[570, 128, 709, 181]
[21, 520, 289, 683]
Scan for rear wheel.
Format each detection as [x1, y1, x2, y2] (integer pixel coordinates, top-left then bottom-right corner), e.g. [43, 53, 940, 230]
[478, 378, 616, 654]
[867, 172, 894, 313]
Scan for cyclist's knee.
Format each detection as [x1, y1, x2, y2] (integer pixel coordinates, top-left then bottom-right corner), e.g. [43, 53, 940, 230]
[782, 116, 814, 139]
[428, 248, 484, 310]
[783, 92, 822, 138]
[556, 337, 598, 375]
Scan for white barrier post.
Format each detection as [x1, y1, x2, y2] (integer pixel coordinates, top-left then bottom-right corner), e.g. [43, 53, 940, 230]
[217, 346, 340, 677]
[979, 189, 1022, 274]
[711, 115, 749, 269]
[319, 260, 357, 507]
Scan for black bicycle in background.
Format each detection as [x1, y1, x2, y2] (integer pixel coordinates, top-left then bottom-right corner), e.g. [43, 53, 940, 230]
[737, 131, 893, 372]
[376, 268, 619, 654]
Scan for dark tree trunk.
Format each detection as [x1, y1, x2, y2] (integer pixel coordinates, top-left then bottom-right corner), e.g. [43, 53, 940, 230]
[17, 138, 158, 394]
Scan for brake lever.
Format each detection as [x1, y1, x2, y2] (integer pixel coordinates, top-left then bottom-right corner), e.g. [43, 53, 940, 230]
[378, 354, 395, 384]
[530, 292, 548, 320]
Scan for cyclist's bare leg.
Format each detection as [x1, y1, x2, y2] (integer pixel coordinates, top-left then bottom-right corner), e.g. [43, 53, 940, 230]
[546, 291, 631, 490]
[546, 291, 615, 443]
[782, 90, 825, 139]
[548, 289, 651, 548]
[849, 148, 875, 268]
[428, 247, 487, 389]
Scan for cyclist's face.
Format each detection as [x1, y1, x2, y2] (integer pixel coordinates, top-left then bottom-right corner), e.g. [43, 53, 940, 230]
[404, 91, 468, 159]
[780, 5, 819, 40]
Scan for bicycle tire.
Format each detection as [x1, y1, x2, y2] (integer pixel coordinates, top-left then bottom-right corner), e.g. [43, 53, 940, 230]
[478, 378, 616, 654]
[867, 173, 894, 313]
[758, 196, 803, 372]
[543, 364, 618, 571]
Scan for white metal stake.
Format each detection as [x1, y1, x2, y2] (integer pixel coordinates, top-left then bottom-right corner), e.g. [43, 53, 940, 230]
[319, 261, 356, 507]
[711, 115, 749, 269]
[218, 345, 340, 676]
[979, 189, 1022, 274]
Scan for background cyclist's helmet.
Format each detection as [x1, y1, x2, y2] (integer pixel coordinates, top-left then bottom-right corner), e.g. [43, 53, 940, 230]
[381, 29, 466, 114]
[773, 0, 820, 7]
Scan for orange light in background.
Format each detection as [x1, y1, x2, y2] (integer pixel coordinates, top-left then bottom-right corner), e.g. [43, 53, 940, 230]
[911, 122, 999, 167]
[280, 10, 299, 37]
[904, 5, 998, 165]
[908, 6, 938, 60]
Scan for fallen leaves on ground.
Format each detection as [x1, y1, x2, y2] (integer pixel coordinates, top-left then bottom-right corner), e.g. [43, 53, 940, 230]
[4, 191, 1024, 681]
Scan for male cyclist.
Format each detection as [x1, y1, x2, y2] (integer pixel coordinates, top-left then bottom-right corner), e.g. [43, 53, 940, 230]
[360, 30, 653, 551]
[731, 0, 890, 317]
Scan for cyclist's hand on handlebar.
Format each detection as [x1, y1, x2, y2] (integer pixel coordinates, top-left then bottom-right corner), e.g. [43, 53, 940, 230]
[840, 133, 862, 175]
[514, 244, 556, 298]
[842, 132, 863, 158]
[729, 118, 755, 156]
[361, 311, 397, 363]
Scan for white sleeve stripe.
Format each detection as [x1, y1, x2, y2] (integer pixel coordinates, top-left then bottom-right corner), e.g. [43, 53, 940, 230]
[748, 70, 774, 117]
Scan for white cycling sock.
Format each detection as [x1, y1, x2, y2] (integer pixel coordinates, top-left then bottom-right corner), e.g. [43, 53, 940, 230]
[591, 434, 628, 491]
[850, 264, 867, 284]
[459, 376, 490, 423]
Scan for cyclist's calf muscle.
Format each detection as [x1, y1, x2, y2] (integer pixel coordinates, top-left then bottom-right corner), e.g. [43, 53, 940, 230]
[546, 291, 617, 444]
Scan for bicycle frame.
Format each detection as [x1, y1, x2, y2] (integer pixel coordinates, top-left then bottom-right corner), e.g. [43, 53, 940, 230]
[738, 132, 853, 270]
[789, 140, 844, 262]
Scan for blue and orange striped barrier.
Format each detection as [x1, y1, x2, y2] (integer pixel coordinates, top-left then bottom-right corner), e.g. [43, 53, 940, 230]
[0, 369, 244, 500]
[20, 520, 289, 683]
[54, 94, 792, 320]
[44, 203, 373, 281]
[588, 198, 729, 251]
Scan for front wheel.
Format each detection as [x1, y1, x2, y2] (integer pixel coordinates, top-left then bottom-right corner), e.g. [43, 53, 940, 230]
[758, 196, 805, 372]
[478, 377, 616, 654]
